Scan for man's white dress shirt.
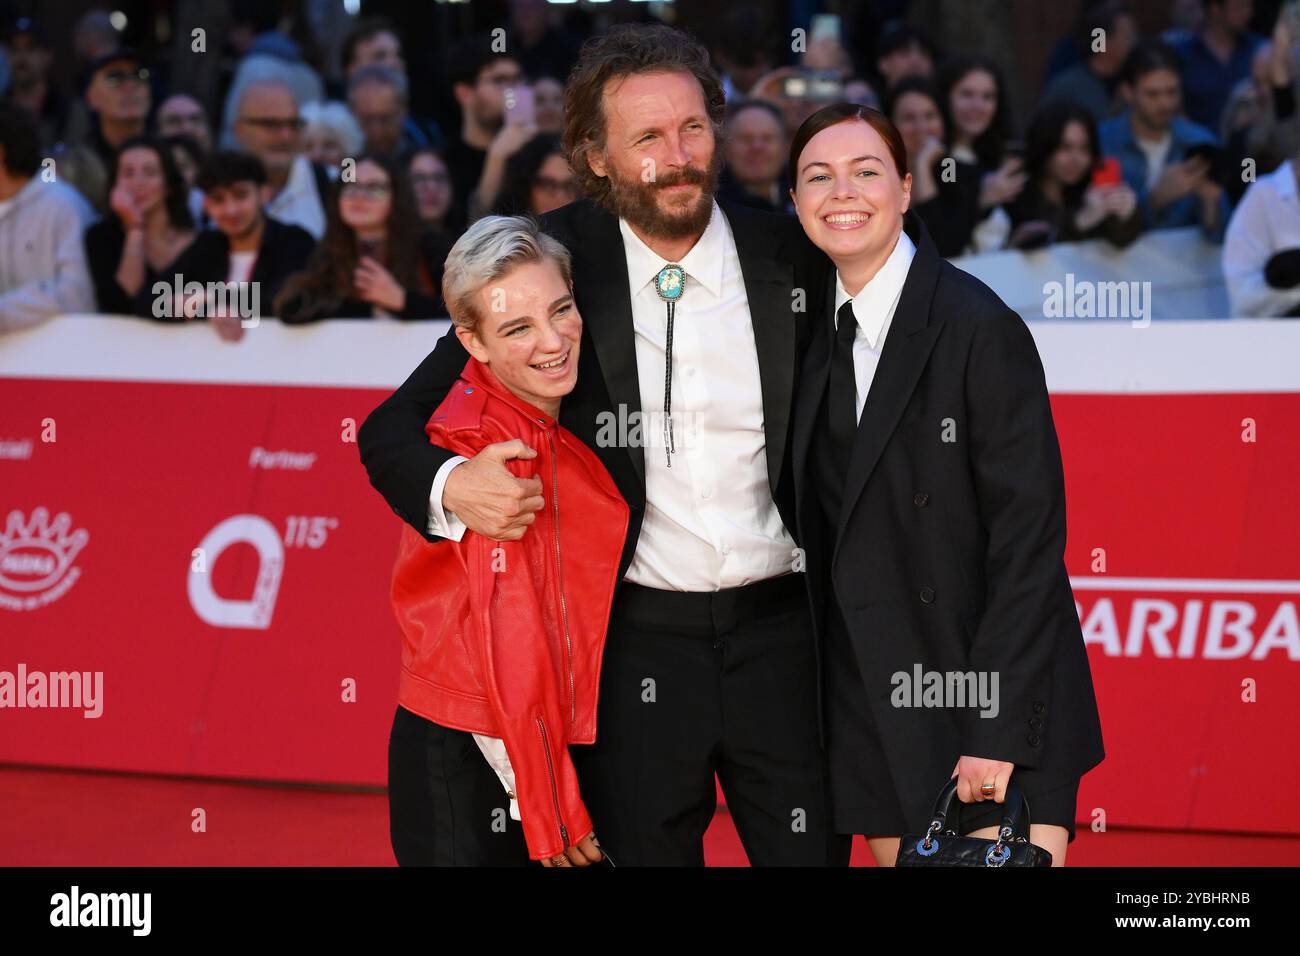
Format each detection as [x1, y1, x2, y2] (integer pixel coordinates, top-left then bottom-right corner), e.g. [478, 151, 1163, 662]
[615, 200, 797, 589]
[266, 154, 326, 240]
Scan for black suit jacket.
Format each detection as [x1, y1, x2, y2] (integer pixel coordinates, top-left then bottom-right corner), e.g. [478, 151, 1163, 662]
[84, 218, 193, 319]
[792, 211, 1105, 824]
[358, 196, 831, 581]
[181, 217, 316, 315]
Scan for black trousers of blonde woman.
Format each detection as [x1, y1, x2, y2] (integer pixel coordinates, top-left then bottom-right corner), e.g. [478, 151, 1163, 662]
[387, 704, 530, 866]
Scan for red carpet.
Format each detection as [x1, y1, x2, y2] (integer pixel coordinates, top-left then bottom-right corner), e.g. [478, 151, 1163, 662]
[3, 766, 1297, 866]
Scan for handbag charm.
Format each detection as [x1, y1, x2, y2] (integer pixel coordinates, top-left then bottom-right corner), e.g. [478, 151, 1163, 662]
[653, 263, 686, 467]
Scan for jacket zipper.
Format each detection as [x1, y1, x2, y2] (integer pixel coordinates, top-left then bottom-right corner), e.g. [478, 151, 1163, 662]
[536, 716, 569, 849]
[548, 431, 575, 726]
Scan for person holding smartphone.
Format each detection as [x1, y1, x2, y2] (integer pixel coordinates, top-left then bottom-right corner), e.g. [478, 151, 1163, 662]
[1098, 41, 1229, 241]
[1006, 103, 1142, 250]
[443, 40, 526, 230]
[471, 82, 539, 221]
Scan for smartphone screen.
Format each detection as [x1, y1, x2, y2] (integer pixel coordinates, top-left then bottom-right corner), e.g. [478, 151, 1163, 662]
[505, 85, 536, 127]
[1091, 157, 1122, 189]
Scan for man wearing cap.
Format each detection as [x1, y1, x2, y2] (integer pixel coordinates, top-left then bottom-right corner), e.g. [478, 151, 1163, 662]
[55, 47, 151, 211]
[81, 48, 150, 170]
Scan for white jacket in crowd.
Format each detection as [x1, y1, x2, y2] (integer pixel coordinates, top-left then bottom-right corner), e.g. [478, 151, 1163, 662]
[1223, 158, 1300, 318]
[0, 176, 96, 331]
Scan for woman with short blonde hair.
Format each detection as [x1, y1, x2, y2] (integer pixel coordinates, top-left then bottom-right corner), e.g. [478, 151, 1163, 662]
[385, 214, 627, 867]
[441, 214, 573, 330]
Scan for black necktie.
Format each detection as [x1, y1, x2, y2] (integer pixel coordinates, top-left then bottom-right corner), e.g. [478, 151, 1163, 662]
[827, 299, 859, 473]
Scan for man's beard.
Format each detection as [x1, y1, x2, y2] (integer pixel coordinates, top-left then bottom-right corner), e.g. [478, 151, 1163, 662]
[601, 145, 723, 240]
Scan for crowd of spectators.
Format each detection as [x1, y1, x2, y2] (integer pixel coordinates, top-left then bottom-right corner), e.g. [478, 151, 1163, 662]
[2, 0, 1299, 329]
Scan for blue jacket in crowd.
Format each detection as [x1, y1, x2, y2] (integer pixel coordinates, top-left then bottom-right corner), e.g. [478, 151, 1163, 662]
[1099, 112, 1231, 242]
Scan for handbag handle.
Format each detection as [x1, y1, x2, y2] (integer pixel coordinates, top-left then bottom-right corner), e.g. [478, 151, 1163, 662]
[927, 776, 1033, 841]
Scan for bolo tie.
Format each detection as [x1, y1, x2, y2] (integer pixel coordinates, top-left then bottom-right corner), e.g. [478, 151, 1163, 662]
[653, 263, 686, 467]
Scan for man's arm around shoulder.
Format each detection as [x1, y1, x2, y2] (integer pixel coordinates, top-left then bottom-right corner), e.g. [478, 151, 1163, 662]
[358, 327, 470, 539]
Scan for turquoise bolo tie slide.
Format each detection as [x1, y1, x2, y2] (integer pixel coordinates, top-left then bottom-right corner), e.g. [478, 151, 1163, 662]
[654, 263, 685, 302]
[654, 264, 686, 467]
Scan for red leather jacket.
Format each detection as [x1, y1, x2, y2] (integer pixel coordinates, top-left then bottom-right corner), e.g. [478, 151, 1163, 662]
[389, 357, 628, 860]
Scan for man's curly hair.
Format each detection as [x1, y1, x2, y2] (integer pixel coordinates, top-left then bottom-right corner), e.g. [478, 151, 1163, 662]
[561, 23, 726, 212]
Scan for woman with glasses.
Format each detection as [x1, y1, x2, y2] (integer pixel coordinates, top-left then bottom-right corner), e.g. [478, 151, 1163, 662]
[276, 154, 441, 320]
[407, 147, 457, 317]
[489, 133, 578, 218]
[83, 135, 197, 318]
[407, 147, 455, 233]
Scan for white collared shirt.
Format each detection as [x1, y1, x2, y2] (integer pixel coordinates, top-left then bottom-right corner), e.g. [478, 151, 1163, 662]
[266, 154, 326, 240]
[616, 199, 797, 590]
[831, 228, 917, 420]
[1224, 159, 1300, 318]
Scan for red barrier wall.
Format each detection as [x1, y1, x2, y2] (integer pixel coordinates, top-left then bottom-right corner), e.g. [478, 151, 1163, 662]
[2, 318, 1297, 834]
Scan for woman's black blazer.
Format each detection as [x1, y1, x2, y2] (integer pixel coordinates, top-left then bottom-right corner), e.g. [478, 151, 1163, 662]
[791, 210, 1105, 829]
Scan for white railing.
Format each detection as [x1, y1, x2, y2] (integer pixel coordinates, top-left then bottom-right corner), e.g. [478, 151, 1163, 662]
[2, 313, 1298, 394]
[954, 226, 1231, 323]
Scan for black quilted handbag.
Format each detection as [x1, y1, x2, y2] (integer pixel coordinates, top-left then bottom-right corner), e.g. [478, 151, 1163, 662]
[895, 777, 1052, 867]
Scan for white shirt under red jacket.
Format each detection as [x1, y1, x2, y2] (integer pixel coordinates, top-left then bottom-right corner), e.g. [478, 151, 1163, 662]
[424, 200, 802, 809]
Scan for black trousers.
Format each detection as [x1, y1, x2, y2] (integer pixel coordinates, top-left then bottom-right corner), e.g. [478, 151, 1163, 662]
[387, 704, 531, 866]
[569, 574, 851, 866]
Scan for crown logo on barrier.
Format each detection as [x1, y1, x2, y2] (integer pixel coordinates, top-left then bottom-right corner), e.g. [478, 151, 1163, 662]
[0, 508, 89, 610]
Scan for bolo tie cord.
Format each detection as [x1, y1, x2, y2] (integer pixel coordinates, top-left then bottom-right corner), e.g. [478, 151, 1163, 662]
[662, 300, 676, 467]
[654, 263, 685, 469]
